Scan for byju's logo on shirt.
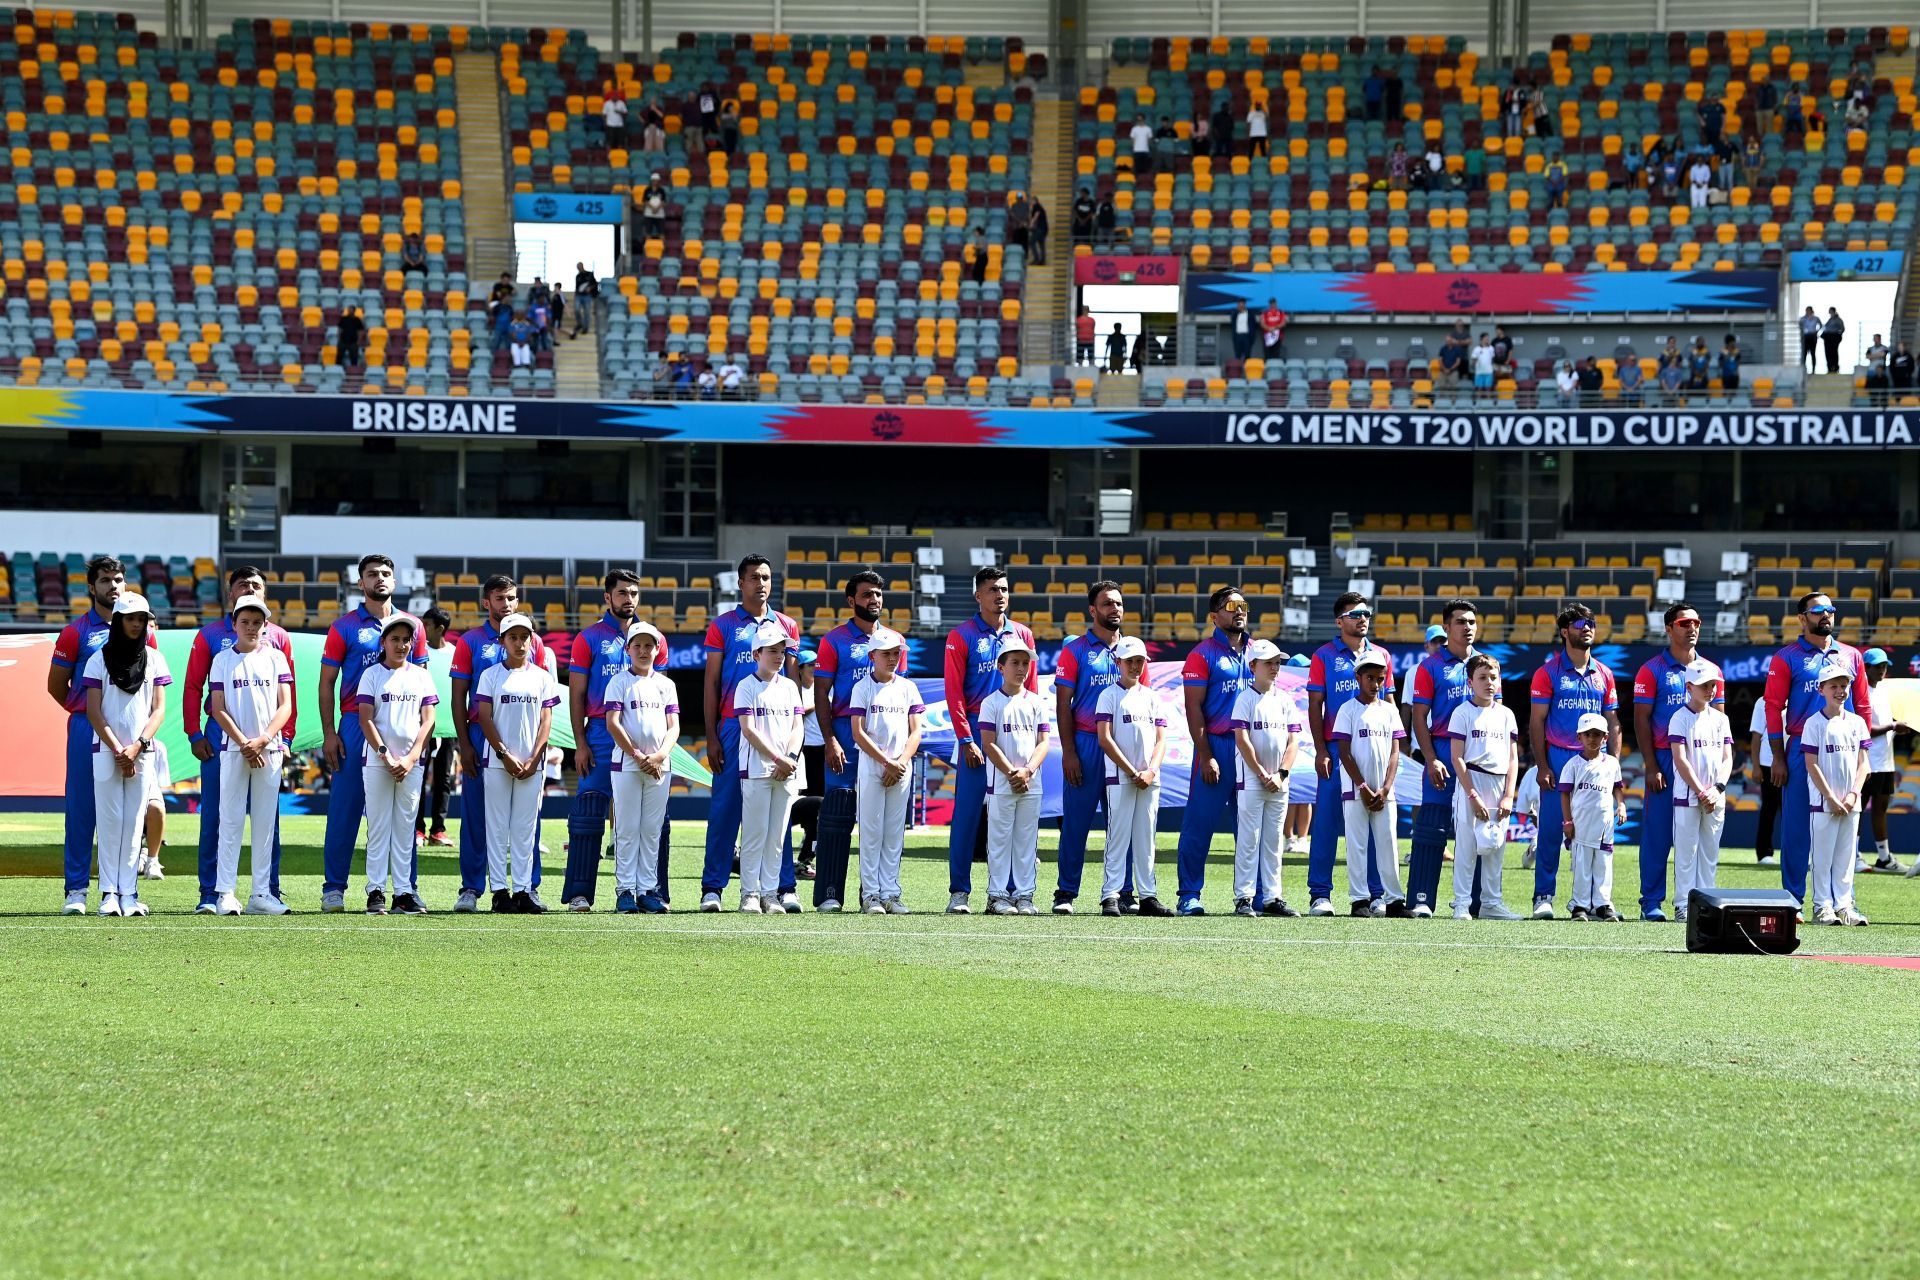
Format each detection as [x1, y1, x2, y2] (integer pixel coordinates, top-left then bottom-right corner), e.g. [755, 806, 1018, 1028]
[500, 693, 540, 706]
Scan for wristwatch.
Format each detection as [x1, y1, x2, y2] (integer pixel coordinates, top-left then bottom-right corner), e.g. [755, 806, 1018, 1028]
[137, 736, 152, 752]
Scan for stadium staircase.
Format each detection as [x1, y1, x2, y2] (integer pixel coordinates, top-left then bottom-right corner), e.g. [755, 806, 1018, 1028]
[1020, 96, 1076, 370]
[1806, 373, 1857, 406]
[454, 53, 514, 282]
[552, 329, 602, 398]
[1095, 371, 1141, 407]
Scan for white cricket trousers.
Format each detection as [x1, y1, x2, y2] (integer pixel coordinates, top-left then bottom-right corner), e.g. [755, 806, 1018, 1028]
[986, 787, 1041, 902]
[1452, 771, 1508, 910]
[93, 758, 153, 900]
[217, 750, 283, 898]
[1343, 797, 1405, 903]
[1672, 800, 1725, 909]
[611, 766, 670, 894]
[740, 775, 797, 898]
[1106, 778, 1161, 901]
[362, 762, 423, 894]
[858, 771, 909, 903]
[1232, 782, 1284, 903]
[1808, 809, 1860, 913]
[484, 770, 543, 891]
[1569, 840, 1614, 909]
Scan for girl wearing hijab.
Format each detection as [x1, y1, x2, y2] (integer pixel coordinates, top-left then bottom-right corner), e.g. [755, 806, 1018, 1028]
[81, 593, 171, 916]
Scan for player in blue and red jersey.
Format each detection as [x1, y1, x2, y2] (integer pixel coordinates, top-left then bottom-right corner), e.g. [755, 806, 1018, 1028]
[561, 569, 658, 910]
[1053, 580, 1128, 913]
[318, 554, 427, 912]
[1763, 591, 1870, 904]
[701, 554, 801, 911]
[1631, 602, 1722, 921]
[181, 564, 298, 911]
[1171, 586, 1255, 914]
[47, 556, 156, 913]
[942, 565, 1038, 913]
[1527, 602, 1621, 918]
[1304, 591, 1394, 916]
[812, 569, 908, 910]
[1405, 597, 1487, 917]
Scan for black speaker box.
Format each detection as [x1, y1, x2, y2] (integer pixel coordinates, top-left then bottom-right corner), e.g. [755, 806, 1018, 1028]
[1685, 887, 1801, 954]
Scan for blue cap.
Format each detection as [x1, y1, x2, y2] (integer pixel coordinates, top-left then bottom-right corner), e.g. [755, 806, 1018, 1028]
[1286, 653, 1311, 668]
[795, 647, 819, 666]
[1424, 624, 1446, 642]
[1864, 647, 1890, 666]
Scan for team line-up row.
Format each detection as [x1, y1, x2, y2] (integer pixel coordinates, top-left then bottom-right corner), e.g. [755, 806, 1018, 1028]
[47, 556, 1904, 927]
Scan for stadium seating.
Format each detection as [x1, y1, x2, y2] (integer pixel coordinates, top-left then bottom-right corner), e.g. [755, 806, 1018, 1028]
[780, 533, 927, 634]
[2, 549, 219, 627]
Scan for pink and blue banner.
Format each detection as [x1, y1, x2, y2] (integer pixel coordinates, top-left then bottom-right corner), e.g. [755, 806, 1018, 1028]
[1186, 270, 1778, 315]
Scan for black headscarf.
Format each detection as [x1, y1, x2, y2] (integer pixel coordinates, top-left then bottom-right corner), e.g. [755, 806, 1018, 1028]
[103, 612, 150, 694]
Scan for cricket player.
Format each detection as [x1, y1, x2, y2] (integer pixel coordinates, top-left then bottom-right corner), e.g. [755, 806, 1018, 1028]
[1171, 587, 1255, 915]
[1406, 598, 1485, 917]
[318, 554, 427, 912]
[813, 569, 898, 912]
[1054, 580, 1127, 913]
[183, 565, 297, 911]
[562, 569, 661, 911]
[605, 620, 677, 914]
[1446, 654, 1521, 919]
[452, 575, 550, 911]
[475, 613, 558, 912]
[1631, 603, 1722, 921]
[79, 592, 170, 918]
[1331, 650, 1408, 916]
[702, 555, 802, 912]
[354, 613, 438, 916]
[942, 565, 1039, 914]
[1304, 591, 1393, 917]
[733, 621, 808, 913]
[1667, 659, 1733, 919]
[1762, 593, 1870, 904]
[848, 627, 922, 914]
[1229, 637, 1299, 917]
[48, 556, 155, 913]
[1858, 647, 1907, 874]
[1528, 603, 1621, 919]
[1560, 713, 1626, 922]
[1096, 635, 1171, 917]
[979, 637, 1052, 915]
[1801, 662, 1871, 925]
[205, 595, 294, 916]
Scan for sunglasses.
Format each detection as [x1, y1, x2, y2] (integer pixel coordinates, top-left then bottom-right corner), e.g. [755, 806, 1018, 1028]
[1216, 601, 1249, 614]
[1338, 608, 1374, 621]
[1568, 619, 1597, 631]
[1803, 604, 1836, 616]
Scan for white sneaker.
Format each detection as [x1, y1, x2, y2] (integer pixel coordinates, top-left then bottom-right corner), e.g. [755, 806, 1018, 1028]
[140, 855, 165, 881]
[739, 894, 762, 914]
[217, 893, 243, 916]
[862, 897, 886, 915]
[946, 891, 971, 914]
[567, 896, 592, 913]
[987, 897, 1015, 916]
[123, 898, 150, 917]
[1367, 898, 1388, 917]
[1813, 904, 1840, 926]
[1854, 855, 1872, 874]
[1521, 846, 1536, 869]
[63, 889, 88, 915]
[244, 893, 288, 916]
[817, 898, 842, 913]
[1531, 896, 1555, 920]
[1756, 855, 1780, 868]
[1014, 897, 1040, 916]
[453, 889, 479, 912]
[1451, 906, 1473, 920]
[885, 897, 910, 915]
[98, 892, 120, 917]
[778, 892, 802, 914]
[1908, 858, 1920, 879]
[194, 899, 217, 915]
[1307, 896, 1334, 917]
[1839, 906, 1870, 927]
[1411, 903, 1433, 919]
[699, 891, 721, 912]
[1479, 902, 1523, 921]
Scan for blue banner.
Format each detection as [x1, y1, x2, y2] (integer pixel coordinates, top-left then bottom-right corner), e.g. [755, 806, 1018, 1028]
[1788, 250, 1905, 281]
[511, 192, 627, 225]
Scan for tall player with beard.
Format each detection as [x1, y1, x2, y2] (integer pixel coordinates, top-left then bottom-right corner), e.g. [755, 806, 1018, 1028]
[1304, 593, 1393, 917]
[812, 569, 896, 912]
[1527, 603, 1622, 919]
[1404, 598, 1483, 918]
[1172, 587, 1254, 915]
[942, 566, 1039, 914]
[1052, 581, 1127, 914]
[1763, 592, 1871, 905]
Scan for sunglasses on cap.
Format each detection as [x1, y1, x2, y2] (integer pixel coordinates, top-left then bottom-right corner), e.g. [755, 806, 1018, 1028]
[1803, 603, 1836, 616]
[1337, 608, 1373, 621]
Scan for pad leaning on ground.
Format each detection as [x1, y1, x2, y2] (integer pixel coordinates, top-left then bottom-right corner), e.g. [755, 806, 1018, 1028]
[2, 815, 1917, 1280]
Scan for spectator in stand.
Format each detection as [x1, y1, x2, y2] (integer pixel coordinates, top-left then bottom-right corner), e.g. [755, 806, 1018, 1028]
[1822, 308, 1846, 373]
[548, 286, 566, 341]
[1095, 195, 1117, 247]
[1383, 67, 1404, 120]
[639, 98, 666, 152]
[1618, 356, 1645, 406]
[528, 277, 550, 310]
[1488, 327, 1512, 379]
[1545, 153, 1568, 208]
[695, 362, 719, 399]
[1504, 75, 1529, 136]
[1154, 115, 1179, 147]
[1659, 148, 1684, 197]
[1130, 330, 1151, 373]
[1129, 114, 1153, 175]
[489, 271, 515, 308]
[1105, 323, 1128, 374]
[1363, 66, 1387, 121]
[491, 300, 513, 354]
[571, 263, 597, 337]
[601, 86, 628, 151]
[507, 310, 535, 368]
[1799, 306, 1822, 372]
[967, 226, 990, 285]
[1210, 99, 1235, 158]
[1229, 301, 1254, 363]
[1688, 153, 1713, 208]
[1754, 76, 1778, 136]
[1448, 317, 1471, 347]
[1007, 192, 1030, 256]
[1718, 335, 1742, 393]
[689, 82, 718, 153]
[1781, 85, 1806, 141]
[1419, 142, 1444, 191]
[718, 354, 746, 398]
[1071, 188, 1095, 243]
[1246, 98, 1269, 157]
[1463, 142, 1484, 191]
[1260, 299, 1287, 361]
[1845, 96, 1870, 129]
[1658, 352, 1685, 400]
[1697, 95, 1725, 148]
[1436, 332, 1467, 386]
[1890, 340, 1916, 396]
[1531, 87, 1552, 139]
[1554, 359, 1579, 407]
[529, 294, 552, 353]
[1623, 143, 1645, 189]
[1686, 337, 1712, 390]
[1190, 111, 1210, 158]
[1470, 332, 1495, 398]
[335, 306, 364, 367]
[1741, 134, 1763, 187]
[1076, 305, 1096, 365]
[639, 173, 669, 243]
[717, 100, 740, 154]
[1387, 142, 1411, 191]
[1577, 357, 1603, 403]
[400, 233, 428, 276]
[1027, 198, 1049, 266]
[1865, 335, 1891, 405]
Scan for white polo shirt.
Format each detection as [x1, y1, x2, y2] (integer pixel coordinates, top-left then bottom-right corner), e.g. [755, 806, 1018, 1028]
[733, 672, 807, 779]
[1099, 680, 1168, 782]
[1668, 704, 1733, 803]
[1330, 695, 1404, 798]
[1559, 751, 1621, 849]
[1228, 683, 1298, 782]
[979, 685, 1052, 795]
[606, 667, 679, 767]
[850, 673, 924, 781]
[356, 662, 439, 765]
[209, 645, 292, 749]
[474, 660, 560, 770]
[1801, 709, 1869, 813]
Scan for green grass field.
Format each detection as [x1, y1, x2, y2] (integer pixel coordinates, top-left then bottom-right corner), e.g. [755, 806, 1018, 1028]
[3, 812, 1917, 1279]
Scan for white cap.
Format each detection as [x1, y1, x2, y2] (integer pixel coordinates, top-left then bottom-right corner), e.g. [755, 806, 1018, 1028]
[231, 593, 270, 620]
[496, 612, 533, 636]
[1353, 649, 1388, 671]
[751, 620, 791, 651]
[1112, 635, 1148, 661]
[1815, 661, 1854, 684]
[1245, 638, 1283, 662]
[867, 627, 906, 652]
[626, 620, 665, 646]
[1576, 712, 1608, 735]
[111, 592, 152, 617]
[996, 636, 1033, 661]
[1683, 658, 1719, 686]
[382, 612, 420, 638]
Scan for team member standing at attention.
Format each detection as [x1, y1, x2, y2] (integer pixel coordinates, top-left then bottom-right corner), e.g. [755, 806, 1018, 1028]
[1097, 635, 1172, 918]
[1446, 655, 1521, 920]
[1560, 714, 1627, 922]
[354, 614, 439, 916]
[1801, 663, 1872, 925]
[1229, 638, 1300, 917]
[1527, 604, 1621, 920]
[849, 628, 923, 914]
[1763, 593, 1870, 905]
[1666, 660, 1733, 920]
[813, 569, 895, 912]
[451, 577, 550, 911]
[1631, 603, 1722, 922]
[475, 614, 558, 913]
[734, 622, 808, 914]
[417, 608, 457, 847]
[1331, 651, 1408, 916]
[47, 556, 154, 914]
[79, 593, 170, 917]
[560, 570, 645, 911]
[1053, 581, 1127, 914]
[942, 566, 1039, 914]
[1747, 699, 1781, 869]
[1406, 599, 1484, 917]
[1304, 592, 1392, 917]
[703, 555, 803, 913]
[1170, 588, 1255, 915]
[1857, 648, 1907, 875]
[183, 565, 297, 912]
[605, 621, 678, 915]
[318, 555, 426, 913]
[979, 638, 1053, 916]
[205, 596, 294, 916]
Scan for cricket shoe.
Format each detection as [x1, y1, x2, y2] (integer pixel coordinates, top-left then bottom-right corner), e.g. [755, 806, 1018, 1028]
[1307, 897, 1334, 917]
[739, 894, 764, 914]
[246, 893, 288, 916]
[1052, 891, 1074, 915]
[122, 898, 149, 917]
[862, 897, 886, 915]
[366, 890, 389, 916]
[1839, 906, 1870, 927]
[393, 893, 429, 916]
[700, 892, 722, 912]
[946, 892, 971, 914]
[453, 889, 480, 913]
[1138, 896, 1175, 917]
[1101, 896, 1122, 917]
[98, 892, 121, 918]
[986, 897, 1015, 916]
[1013, 897, 1040, 916]
[1262, 899, 1300, 918]
[1531, 896, 1555, 920]
[216, 893, 243, 916]
[884, 898, 910, 914]
[63, 890, 88, 915]
[1233, 898, 1256, 917]
[1478, 902, 1523, 921]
